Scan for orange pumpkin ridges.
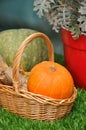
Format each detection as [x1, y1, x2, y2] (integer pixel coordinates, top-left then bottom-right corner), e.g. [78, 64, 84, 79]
[27, 61, 74, 99]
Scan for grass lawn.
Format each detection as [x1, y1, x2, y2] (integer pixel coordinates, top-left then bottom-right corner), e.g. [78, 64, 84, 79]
[0, 54, 86, 130]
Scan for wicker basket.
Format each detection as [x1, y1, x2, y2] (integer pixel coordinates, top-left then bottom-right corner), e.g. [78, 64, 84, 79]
[0, 32, 77, 121]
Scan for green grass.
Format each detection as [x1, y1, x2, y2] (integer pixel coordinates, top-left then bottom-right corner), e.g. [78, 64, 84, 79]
[0, 54, 86, 130]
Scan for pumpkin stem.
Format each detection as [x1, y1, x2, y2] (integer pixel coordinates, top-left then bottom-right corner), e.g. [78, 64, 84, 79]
[50, 66, 56, 72]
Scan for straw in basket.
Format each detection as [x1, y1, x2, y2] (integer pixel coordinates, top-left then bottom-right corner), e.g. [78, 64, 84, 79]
[0, 32, 77, 121]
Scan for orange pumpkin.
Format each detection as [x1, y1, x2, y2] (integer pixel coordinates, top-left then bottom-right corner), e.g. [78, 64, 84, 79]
[27, 61, 74, 99]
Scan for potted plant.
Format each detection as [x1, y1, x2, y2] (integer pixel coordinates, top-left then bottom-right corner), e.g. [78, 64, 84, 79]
[33, 0, 86, 90]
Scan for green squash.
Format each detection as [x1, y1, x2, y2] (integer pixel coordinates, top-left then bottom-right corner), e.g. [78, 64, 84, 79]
[0, 29, 48, 71]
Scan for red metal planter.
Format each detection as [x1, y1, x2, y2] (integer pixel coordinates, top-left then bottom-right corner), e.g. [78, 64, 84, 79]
[61, 27, 86, 90]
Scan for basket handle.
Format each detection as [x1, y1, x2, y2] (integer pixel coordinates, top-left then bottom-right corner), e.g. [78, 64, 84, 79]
[12, 32, 54, 93]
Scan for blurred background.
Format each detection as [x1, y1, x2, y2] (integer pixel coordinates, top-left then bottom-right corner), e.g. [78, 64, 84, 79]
[0, 0, 63, 55]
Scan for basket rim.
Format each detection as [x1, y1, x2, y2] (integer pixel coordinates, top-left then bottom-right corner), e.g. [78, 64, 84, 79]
[0, 83, 77, 106]
[20, 87, 77, 106]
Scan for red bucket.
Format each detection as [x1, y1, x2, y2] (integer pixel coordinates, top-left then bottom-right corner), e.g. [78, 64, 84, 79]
[61, 27, 86, 90]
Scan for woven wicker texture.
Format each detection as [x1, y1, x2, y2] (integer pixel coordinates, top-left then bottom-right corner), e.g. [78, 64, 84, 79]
[0, 32, 77, 121]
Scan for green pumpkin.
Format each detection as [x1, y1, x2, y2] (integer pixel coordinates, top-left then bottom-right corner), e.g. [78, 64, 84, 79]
[0, 29, 48, 71]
